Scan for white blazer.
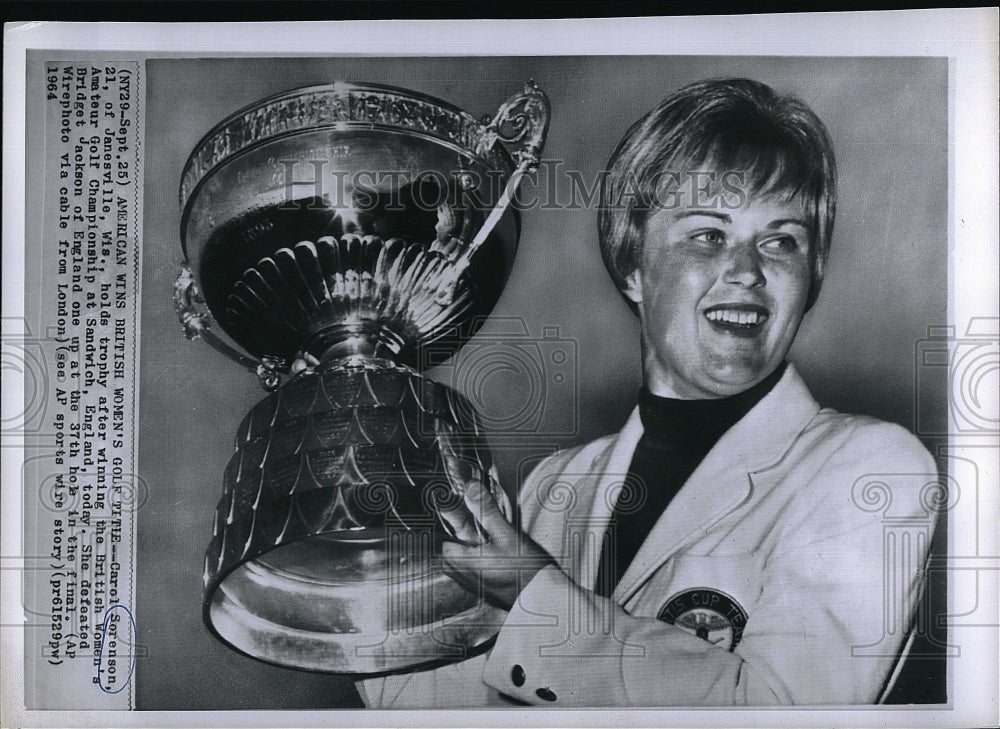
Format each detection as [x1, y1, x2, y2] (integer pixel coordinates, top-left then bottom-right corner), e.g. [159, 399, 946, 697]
[359, 365, 938, 707]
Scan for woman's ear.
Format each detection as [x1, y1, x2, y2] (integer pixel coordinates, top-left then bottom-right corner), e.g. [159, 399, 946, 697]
[621, 268, 643, 305]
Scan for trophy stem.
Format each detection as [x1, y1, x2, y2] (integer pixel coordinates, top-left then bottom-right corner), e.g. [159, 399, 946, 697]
[302, 323, 405, 364]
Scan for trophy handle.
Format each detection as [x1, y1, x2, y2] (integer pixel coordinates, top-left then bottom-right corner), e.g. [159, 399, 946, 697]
[458, 81, 551, 269]
[173, 264, 287, 391]
[477, 79, 551, 170]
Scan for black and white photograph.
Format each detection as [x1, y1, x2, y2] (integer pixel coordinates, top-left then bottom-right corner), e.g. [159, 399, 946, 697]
[2, 11, 998, 727]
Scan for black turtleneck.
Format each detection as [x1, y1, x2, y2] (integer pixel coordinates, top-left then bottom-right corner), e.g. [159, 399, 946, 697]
[593, 362, 786, 598]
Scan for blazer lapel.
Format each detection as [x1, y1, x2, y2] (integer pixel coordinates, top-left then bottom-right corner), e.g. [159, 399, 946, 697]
[612, 364, 821, 604]
[550, 409, 644, 587]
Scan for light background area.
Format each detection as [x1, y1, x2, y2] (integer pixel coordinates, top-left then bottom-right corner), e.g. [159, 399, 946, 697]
[136, 55, 947, 709]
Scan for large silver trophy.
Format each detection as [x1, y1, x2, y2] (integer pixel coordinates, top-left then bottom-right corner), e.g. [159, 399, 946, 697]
[174, 81, 549, 673]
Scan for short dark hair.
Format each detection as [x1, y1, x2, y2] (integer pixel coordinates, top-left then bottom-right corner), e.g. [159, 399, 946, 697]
[598, 78, 837, 309]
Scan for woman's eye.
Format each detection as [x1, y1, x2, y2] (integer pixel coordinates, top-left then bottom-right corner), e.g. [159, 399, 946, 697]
[691, 230, 724, 245]
[760, 235, 800, 252]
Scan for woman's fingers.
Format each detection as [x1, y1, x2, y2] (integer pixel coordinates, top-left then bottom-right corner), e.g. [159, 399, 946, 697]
[461, 475, 513, 541]
[435, 496, 483, 545]
[437, 424, 513, 543]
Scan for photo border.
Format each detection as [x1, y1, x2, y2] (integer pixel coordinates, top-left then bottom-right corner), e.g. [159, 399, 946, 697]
[3, 10, 998, 728]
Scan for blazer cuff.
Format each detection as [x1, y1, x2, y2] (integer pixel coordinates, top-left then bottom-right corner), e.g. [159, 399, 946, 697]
[481, 564, 628, 705]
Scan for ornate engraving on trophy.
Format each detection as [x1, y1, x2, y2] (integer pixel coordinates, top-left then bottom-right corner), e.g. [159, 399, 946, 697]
[180, 85, 512, 206]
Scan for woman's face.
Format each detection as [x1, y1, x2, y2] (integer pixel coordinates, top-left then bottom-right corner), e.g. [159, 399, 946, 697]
[625, 194, 813, 399]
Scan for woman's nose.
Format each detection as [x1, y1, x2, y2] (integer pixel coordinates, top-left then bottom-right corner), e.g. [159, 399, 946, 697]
[723, 243, 765, 288]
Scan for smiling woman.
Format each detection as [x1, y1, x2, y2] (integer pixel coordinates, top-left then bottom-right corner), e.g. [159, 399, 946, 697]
[599, 79, 835, 399]
[599, 78, 836, 307]
[358, 77, 938, 709]
[627, 198, 814, 398]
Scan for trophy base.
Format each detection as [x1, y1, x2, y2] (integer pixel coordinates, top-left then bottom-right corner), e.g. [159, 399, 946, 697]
[207, 533, 507, 674]
[202, 356, 508, 674]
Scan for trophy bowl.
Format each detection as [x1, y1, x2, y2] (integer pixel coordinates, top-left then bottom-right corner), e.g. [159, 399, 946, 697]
[176, 81, 549, 674]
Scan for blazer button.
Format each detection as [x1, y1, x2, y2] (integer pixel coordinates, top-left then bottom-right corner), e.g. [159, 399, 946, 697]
[511, 664, 525, 687]
[535, 687, 557, 702]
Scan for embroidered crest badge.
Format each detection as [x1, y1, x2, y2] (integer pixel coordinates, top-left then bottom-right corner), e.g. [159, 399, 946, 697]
[657, 588, 749, 652]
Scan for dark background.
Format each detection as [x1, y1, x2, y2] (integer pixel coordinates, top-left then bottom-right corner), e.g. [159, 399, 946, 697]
[137, 55, 948, 708]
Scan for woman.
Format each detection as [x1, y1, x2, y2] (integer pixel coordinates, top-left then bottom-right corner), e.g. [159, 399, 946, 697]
[359, 77, 936, 708]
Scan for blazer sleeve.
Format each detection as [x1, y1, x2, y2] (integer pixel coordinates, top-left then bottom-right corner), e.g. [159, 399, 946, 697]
[481, 421, 939, 706]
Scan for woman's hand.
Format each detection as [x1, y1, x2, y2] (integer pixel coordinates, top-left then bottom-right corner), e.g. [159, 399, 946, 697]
[435, 443, 555, 611]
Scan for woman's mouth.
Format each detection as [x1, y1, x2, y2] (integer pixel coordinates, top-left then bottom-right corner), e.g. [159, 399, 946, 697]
[704, 305, 769, 336]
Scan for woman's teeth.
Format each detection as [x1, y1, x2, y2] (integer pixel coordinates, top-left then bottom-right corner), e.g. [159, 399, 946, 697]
[705, 309, 765, 326]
